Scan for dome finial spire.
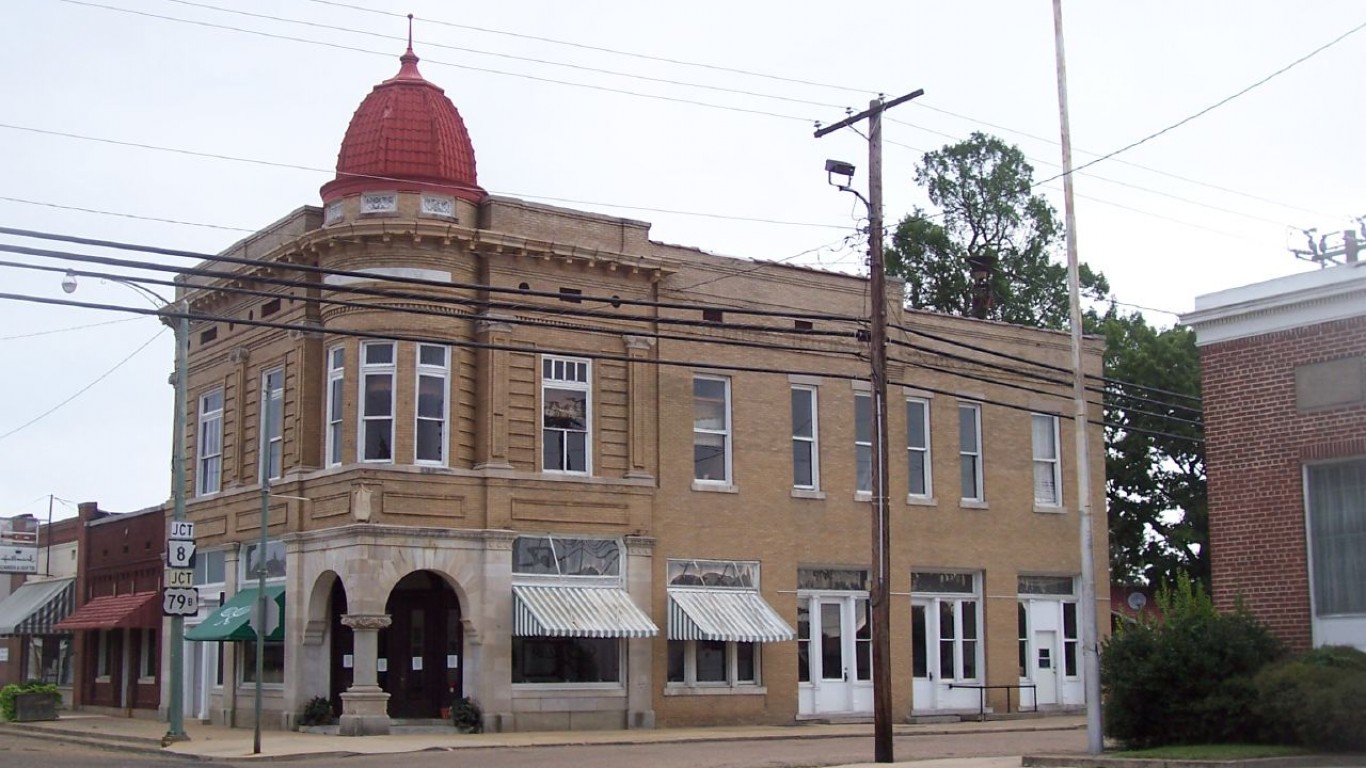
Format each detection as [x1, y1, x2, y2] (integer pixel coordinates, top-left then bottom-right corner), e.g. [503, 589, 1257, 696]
[394, 13, 422, 80]
[406, 13, 414, 53]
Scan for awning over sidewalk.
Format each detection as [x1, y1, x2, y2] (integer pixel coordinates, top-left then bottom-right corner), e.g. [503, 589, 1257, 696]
[667, 588, 796, 643]
[0, 577, 75, 636]
[512, 584, 658, 638]
[55, 591, 160, 632]
[185, 585, 285, 642]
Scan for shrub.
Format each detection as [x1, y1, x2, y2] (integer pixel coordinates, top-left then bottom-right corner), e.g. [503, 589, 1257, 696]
[0, 681, 60, 722]
[297, 695, 336, 727]
[1253, 646, 1366, 751]
[1102, 575, 1284, 748]
[450, 696, 482, 733]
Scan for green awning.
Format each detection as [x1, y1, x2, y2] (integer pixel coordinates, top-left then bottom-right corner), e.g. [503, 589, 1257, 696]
[185, 585, 285, 642]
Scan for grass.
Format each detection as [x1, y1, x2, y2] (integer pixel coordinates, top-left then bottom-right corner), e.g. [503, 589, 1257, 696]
[1109, 744, 1313, 760]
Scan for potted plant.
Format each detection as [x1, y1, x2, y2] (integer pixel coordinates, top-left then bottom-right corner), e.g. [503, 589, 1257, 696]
[450, 696, 482, 733]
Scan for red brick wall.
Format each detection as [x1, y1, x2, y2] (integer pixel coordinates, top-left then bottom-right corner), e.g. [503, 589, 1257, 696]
[1200, 314, 1366, 651]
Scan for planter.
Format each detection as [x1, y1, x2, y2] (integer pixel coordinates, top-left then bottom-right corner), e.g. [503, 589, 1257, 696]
[440, 706, 451, 720]
[13, 692, 59, 722]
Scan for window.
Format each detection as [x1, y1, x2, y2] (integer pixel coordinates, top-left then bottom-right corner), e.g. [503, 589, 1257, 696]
[1305, 458, 1366, 616]
[139, 629, 157, 681]
[791, 386, 819, 490]
[855, 393, 872, 494]
[541, 356, 590, 473]
[261, 368, 283, 481]
[325, 346, 344, 466]
[96, 631, 110, 679]
[1062, 602, 1079, 677]
[193, 550, 226, 585]
[513, 536, 620, 577]
[912, 571, 980, 682]
[512, 637, 619, 684]
[242, 540, 286, 580]
[693, 376, 731, 483]
[666, 559, 766, 688]
[906, 398, 931, 498]
[1018, 603, 1028, 678]
[416, 345, 449, 464]
[360, 342, 395, 462]
[1032, 414, 1062, 507]
[958, 403, 983, 502]
[197, 388, 223, 496]
[241, 642, 284, 685]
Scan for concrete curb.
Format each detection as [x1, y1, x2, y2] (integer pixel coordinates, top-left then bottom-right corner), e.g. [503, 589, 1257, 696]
[1024, 754, 1366, 768]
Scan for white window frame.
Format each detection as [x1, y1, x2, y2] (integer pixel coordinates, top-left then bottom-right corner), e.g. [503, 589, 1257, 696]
[692, 375, 732, 486]
[540, 355, 592, 474]
[855, 392, 872, 495]
[791, 385, 820, 491]
[196, 388, 224, 496]
[359, 341, 396, 464]
[325, 345, 344, 467]
[415, 344, 450, 466]
[906, 397, 932, 500]
[912, 571, 982, 684]
[1031, 413, 1063, 509]
[668, 639, 761, 688]
[261, 367, 284, 481]
[958, 402, 984, 503]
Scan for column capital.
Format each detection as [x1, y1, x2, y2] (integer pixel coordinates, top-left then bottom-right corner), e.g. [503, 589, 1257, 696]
[624, 335, 655, 352]
[476, 314, 514, 336]
[341, 613, 392, 630]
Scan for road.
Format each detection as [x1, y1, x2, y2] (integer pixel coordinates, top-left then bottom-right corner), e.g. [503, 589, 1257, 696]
[0, 726, 1088, 768]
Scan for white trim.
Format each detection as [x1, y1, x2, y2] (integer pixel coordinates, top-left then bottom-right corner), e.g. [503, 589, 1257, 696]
[359, 341, 396, 464]
[958, 402, 984, 503]
[1183, 262, 1366, 346]
[906, 397, 932, 499]
[324, 267, 453, 286]
[260, 367, 284, 481]
[855, 391, 872, 494]
[692, 375, 732, 485]
[196, 388, 224, 496]
[1031, 413, 1063, 508]
[325, 345, 344, 467]
[540, 355, 592, 475]
[791, 384, 820, 491]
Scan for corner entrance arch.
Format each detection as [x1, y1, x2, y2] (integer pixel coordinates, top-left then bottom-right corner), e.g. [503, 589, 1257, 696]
[380, 571, 462, 718]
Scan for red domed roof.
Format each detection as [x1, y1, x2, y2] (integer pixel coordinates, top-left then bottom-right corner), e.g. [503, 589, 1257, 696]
[320, 46, 485, 204]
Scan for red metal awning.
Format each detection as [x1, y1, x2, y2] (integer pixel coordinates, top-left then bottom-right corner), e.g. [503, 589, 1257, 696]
[55, 592, 161, 632]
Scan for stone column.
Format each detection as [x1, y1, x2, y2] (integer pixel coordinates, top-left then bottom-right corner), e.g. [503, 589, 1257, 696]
[623, 336, 656, 479]
[624, 535, 656, 729]
[474, 316, 514, 470]
[338, 613, 391, 736]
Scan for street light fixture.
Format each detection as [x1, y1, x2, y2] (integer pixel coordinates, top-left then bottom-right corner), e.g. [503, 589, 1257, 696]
[60, 269, 191, 743]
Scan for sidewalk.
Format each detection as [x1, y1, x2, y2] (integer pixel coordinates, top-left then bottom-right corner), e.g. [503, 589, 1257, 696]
[2, 711, 1086, 765]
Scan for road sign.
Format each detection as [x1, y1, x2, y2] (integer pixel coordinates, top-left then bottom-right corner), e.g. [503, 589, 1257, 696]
[251, 594, 281, 637]
[162, 588, 198, 617]
[167, 540, 197, 569]
[165, 568, 194, 588]
[168, 521, 195, 541]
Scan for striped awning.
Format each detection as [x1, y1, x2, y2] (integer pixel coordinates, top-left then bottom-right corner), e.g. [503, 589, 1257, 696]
[512, 585, 658, 638]
[668, 588, 796, 643]
[0, 578, 75, 636]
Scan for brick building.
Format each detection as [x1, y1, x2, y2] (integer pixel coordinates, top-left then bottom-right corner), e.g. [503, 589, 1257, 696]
[0, 513, 79, 698]
[167, 44, 1108, 734]
[1183, 260, 1366, 651]
[54, 502, 166, 715]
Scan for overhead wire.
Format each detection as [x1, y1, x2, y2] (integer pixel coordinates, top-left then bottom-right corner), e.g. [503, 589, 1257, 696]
[0, 315, 145, 341]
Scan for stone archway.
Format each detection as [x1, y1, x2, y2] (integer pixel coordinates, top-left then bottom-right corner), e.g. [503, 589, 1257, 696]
[379, 570, 461, 719]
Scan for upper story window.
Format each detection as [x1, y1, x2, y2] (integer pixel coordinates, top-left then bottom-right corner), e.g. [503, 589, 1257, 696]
[360, 342, 395, 463]
[325, 346, 344, 467]
[791, 386, 819, 490]
[261, 368, 284, 481]
[693, 376, 731, 484]
[855, 392, 873, 494]
[193, 549, 226, 587]
[541, 356, 591, 474]
[906, 398, 931, 499]
[416, 345, 449, 465]
[1031, 414, 1062, 507]
[958, 403, 983, 502]
[197, 388, 223, 496]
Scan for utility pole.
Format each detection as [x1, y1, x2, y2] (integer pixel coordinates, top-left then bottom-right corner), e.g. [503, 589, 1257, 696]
[1052, 0, 1103, 754]
[166, 303, 189, 743]
[815, 87, 923, 765]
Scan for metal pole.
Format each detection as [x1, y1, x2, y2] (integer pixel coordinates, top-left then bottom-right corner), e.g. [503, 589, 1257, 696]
[867, 98, 894, 765]
[1052, 0, 1104, 753]
[254, 374, 272, 756]
[166, 305, 189, 741]
[45, 495, 53, 577]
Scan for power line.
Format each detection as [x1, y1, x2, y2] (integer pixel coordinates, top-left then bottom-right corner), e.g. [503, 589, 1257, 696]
[1036, 17, 1366, 185]
[0, 315, 145, 341]
[0, 327, 166, 441]
[0, 123, 846, 232]
[0, 195, 258, 233]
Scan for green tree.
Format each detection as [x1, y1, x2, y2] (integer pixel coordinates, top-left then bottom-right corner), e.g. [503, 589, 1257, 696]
[1102, 311, 1207, 587]
[885, 131, 1109, 330]
[887, 132, 1207, 587]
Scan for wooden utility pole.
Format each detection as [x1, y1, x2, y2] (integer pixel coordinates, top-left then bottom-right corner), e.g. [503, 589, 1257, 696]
[1052, 0, 1103, 754]
[815, 88, 923, 764]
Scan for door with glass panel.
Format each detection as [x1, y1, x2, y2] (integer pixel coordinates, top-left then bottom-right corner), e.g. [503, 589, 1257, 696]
[910, 572, 982, 713]
[798, 594, 872, 715]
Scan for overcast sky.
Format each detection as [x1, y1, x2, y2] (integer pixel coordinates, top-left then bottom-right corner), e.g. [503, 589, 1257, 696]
[2, 1, 1363, 518]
